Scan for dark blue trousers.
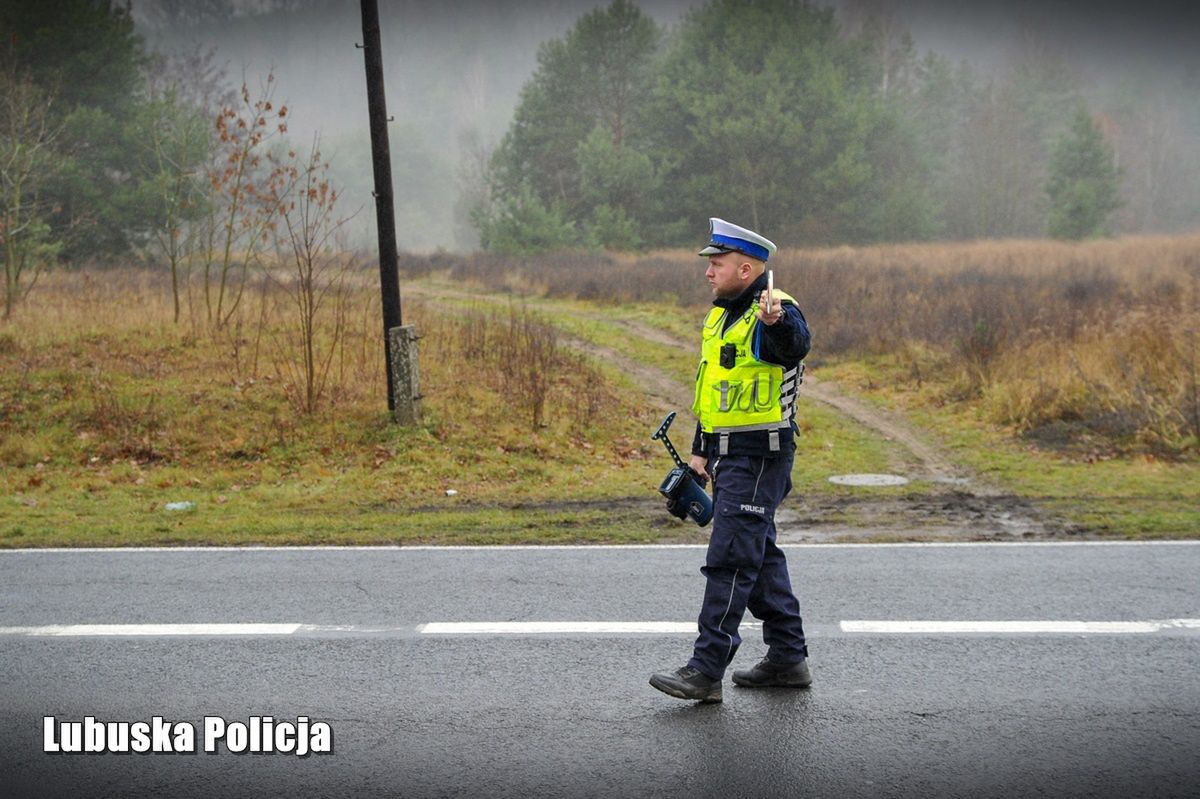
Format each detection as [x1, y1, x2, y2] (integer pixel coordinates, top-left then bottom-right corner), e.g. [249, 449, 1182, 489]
[687, 452, 808, 680]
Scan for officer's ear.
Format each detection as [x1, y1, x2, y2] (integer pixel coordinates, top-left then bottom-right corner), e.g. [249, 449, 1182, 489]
[739, 258, 763, 281]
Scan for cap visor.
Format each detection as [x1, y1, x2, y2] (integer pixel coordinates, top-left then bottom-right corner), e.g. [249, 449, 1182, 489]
[698, 245, 732, 256]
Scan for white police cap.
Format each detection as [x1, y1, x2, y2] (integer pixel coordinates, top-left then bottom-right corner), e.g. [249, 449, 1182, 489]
[698, 217, 778, 262]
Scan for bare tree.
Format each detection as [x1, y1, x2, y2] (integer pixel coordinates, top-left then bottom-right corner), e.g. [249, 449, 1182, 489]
[137, 89, 211, 323]
[196, 72, 289, 328]
[270, 138, 353, 414]
[137, 46, 237, 324]
[0, 63, 63, 320]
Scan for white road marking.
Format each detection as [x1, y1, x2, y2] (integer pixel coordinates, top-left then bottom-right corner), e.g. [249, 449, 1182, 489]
[0, 623, 303, 637]
[0, 619, 1196, 638]
[418, 621, 704, 635]
[841, 619, 1200, 634]
[2, 541, 1198, 553]
[0, 621, 709, 637]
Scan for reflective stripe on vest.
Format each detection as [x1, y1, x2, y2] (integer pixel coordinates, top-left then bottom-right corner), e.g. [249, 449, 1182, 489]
[692, 289, 798, 436]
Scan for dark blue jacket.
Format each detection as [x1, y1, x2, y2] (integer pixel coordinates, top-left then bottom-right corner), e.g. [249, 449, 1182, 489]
[691, 271, 811, 459]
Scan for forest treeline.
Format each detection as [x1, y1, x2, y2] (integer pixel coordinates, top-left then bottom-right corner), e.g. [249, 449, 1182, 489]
[1, 0, 353, 331]
[473, 0, 1198, 253]
[2, 1, 220, 317]
[2, 0, 1199, 294]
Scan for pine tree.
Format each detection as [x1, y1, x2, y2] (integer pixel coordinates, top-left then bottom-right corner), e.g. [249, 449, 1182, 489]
[1045, 106, 1122, 239]
[479, 0, 661, 251]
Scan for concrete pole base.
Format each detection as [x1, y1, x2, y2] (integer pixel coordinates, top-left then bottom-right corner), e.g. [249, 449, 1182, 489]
[387, 324, 422, 426]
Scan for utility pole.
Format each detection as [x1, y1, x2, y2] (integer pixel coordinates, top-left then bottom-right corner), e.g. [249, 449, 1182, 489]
[359, 0, 420, 424]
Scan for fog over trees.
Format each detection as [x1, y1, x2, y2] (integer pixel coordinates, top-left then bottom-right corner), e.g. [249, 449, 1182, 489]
[4, 0, 1199, 260]
[131, 0, 695, 252]
[474, 0, 1199, 251]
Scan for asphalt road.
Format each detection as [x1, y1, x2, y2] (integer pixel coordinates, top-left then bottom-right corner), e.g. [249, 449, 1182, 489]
[1, 542, 1198, 798]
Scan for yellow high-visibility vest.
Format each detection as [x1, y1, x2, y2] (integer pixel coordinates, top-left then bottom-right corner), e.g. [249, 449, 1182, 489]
[692, 290, 800, 449]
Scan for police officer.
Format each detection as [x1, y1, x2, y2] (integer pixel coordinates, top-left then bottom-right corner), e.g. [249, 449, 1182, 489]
[650, 218, 811, 703]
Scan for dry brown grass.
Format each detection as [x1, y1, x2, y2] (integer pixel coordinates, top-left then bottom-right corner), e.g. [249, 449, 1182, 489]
[0, 266, 629, 470]
[797, 237, 1200, 456]
[395, 236, 1200, 457]
[6, 235, 1197, 464]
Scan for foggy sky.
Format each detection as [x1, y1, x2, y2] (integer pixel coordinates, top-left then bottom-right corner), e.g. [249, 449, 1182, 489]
[888, 0, 1200, 74]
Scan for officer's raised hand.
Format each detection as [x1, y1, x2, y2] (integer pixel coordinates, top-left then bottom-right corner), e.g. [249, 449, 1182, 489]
[756, 291, 783, 325]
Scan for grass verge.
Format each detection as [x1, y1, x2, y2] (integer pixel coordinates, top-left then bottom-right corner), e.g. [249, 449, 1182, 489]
[818, 355, 1200, 538]
[4, 266, 1196, 545]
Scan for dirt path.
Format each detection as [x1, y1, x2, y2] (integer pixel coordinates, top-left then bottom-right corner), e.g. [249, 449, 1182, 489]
[406, 281, 1073, 541]
[587, 318, 1073, 540]
[801, 376, 965, 483]
[406, 282, 690, 412]
[557, 332, 690, 414]
[585, 315, 968, 477]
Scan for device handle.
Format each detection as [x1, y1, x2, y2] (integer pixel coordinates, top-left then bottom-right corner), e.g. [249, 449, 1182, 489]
[651, 412, 687, 469]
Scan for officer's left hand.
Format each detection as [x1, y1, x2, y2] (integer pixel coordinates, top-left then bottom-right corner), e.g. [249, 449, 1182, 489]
[756, 291, 783, 325]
